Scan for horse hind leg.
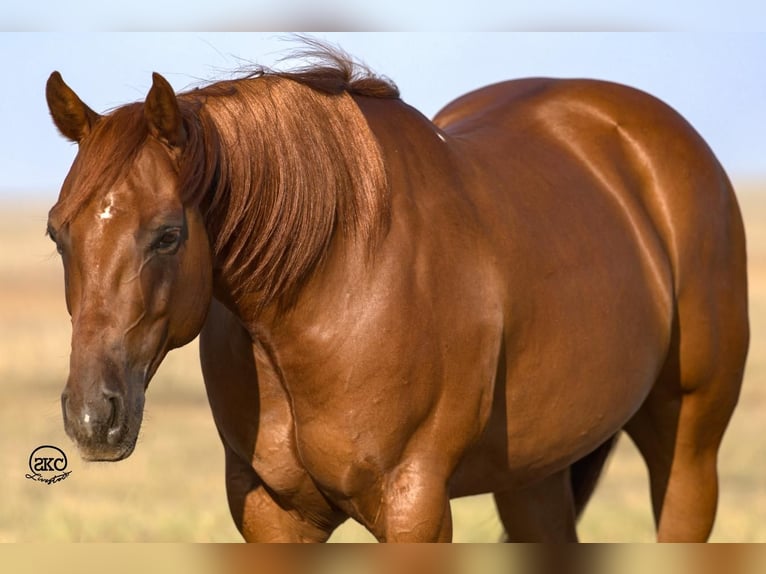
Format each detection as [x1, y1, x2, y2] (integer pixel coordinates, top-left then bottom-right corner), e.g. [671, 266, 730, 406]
[492, 436, 616, 542]
[625, 276, 748, 541]
[570, 435, 618, 519]
[494, 469, 578, 542]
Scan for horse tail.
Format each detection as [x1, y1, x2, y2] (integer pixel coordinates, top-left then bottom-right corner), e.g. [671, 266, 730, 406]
[570, 434, 618, 520]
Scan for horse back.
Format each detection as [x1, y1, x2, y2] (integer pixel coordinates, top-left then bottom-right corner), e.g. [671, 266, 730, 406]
[434, 77, 745, 298]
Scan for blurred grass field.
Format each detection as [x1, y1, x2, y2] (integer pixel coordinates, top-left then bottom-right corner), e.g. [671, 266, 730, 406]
[1, 182, 764, 542]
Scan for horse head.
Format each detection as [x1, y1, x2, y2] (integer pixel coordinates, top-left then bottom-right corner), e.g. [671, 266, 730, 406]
[46, 72, 212, 460]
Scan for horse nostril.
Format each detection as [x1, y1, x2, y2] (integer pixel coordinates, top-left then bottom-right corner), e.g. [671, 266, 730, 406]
[60, 391, 70, 425]
[105, 393, 124, 444]
[107, 396, 118, 428]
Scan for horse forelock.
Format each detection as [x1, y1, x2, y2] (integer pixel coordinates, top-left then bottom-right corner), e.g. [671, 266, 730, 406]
[50, 104, 150, 226]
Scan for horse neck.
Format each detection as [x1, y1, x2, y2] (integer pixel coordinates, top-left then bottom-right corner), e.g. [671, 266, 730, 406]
[191, 77, 391, 316]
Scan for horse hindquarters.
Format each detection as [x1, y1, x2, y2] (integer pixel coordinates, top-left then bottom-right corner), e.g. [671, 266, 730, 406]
[625, 169, 749, 541]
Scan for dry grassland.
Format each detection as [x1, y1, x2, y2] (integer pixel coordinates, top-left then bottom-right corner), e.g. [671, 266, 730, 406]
[1, 182, 763, 542]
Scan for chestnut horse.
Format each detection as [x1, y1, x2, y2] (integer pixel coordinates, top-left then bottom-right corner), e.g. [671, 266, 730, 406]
[45, 48, 748, 542]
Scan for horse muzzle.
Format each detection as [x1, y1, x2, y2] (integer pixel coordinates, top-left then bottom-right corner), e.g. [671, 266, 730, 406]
[61, 382, 142, 461]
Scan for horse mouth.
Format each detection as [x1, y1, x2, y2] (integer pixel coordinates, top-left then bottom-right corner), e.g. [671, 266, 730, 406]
[77, 439, 138, 462]
[70, 419, 140, 461]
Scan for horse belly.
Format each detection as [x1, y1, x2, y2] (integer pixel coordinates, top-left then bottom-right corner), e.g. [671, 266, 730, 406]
[450, 339, 666, 497]
[450, 241, 673, 496]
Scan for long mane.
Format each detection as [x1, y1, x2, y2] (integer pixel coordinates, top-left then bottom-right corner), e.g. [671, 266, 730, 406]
[181, 46, 398, 309]
[53, 43, 399, 311]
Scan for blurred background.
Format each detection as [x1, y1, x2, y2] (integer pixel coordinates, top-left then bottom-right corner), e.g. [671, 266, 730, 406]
[1, 29, 764, 544]
[2, 33, 766, 196]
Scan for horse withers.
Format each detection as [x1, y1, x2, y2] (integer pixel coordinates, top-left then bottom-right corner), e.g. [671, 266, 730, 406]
[45, 48, 748, 542]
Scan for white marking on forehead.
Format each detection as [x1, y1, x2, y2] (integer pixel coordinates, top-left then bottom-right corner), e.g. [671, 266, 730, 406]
[83, 413, 91, 424]
[97, 193, 116, 221]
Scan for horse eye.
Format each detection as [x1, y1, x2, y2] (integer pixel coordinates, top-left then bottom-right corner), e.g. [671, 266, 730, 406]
[47, 227, 63, 254]
[152, 228, 183, 253]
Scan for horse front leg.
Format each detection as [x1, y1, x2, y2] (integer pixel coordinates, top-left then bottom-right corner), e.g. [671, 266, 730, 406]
[368, 458, 453, 542]
[223, 443, 343, 542]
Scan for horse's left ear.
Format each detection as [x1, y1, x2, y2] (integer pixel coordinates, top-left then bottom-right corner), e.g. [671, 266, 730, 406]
[145, 72, 186, 150]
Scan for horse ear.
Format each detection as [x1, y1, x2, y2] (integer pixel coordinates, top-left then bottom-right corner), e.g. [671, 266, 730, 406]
[46, 71, 101, 143]
[145, 72, 186, 150]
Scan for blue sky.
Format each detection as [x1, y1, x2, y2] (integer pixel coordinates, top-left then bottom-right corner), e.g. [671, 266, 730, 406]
[1, 32, 764, 199]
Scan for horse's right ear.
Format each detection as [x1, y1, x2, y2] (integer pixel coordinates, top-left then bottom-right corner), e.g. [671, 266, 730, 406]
[46, 71, 101, 143]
